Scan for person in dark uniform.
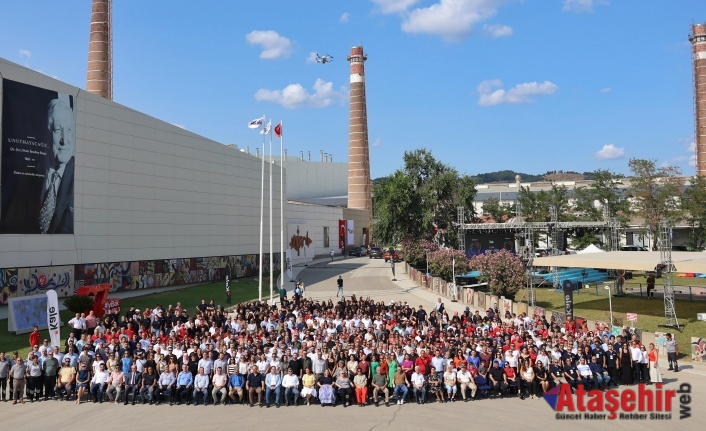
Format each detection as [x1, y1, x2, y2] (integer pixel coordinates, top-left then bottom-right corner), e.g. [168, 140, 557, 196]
[604, 345, 619, 387]
[646, 273, 655, 299]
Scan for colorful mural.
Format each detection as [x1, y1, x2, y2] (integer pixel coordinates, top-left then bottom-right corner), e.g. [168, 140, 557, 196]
[0, 252, 280, 304]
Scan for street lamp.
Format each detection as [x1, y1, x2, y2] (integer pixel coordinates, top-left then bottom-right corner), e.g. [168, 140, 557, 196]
[605, 285, 613, 330]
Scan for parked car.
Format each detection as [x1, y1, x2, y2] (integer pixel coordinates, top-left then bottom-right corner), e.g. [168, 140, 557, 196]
[620, 245, 647, 251]
[369, 247, 383, 259]
[358, 246, 368, 256]
[384, 250, 401, 262]
[348, 246, 364, 257]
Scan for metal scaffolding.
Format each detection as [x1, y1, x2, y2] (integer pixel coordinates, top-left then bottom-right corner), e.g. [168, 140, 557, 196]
[457, 206, 466, 253]
[659, 220, 679, 328]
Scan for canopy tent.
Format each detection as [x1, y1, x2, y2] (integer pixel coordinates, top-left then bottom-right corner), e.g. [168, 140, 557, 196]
[533, 251, 706, 272]
[575, 244, 605, 254]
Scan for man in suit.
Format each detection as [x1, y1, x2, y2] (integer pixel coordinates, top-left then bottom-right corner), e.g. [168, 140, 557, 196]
[123, 364, 142, 405]
[39, 98, 74, 234]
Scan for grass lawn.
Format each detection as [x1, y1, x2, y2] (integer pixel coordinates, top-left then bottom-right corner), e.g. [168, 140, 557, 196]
[518, 286, 706, 360]
[1, 273, 278, 358]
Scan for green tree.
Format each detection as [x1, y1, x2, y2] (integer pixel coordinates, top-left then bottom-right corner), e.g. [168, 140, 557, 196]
[373, 149, 476, 246]
[483, 197, 515, 222]
[682, 175, 706, 250]
[573, 169, 630, 223]
[627, 159, 684, 250]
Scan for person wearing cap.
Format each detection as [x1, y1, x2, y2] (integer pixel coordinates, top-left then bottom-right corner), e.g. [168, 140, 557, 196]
[56, 357, 76, 401]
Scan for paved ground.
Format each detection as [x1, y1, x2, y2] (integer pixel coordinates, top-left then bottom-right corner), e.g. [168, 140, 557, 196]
[2, 256, 705, 429]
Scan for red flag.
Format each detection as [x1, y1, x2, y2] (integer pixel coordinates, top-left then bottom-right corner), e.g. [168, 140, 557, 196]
[274, 122, 282, 138]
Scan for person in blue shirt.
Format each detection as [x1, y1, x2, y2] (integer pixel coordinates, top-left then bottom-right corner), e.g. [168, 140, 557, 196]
[264, 366, 282, 407]
[228, 370, 245, 404]
[176, 364, 193, 405]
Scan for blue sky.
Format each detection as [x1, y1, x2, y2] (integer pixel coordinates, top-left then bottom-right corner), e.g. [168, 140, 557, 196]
[0, 0, 702, 179]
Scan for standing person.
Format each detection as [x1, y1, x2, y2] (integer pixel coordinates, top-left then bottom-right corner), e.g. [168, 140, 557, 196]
[27, 355, 43, 402]
[330, 249, 335, 262]
[42, 351, 60, 400]
[29, 326, 40, 349]
[10, 357, 27, 405]
[666, 333, 679, 372]
[337, 276, 344, 298]
[619, 345, 633, 386]
[646, 273, 655, 299]
[68, 313, 85, 339]
[647, 343, 662, 384]
[0, 352, 10, 401]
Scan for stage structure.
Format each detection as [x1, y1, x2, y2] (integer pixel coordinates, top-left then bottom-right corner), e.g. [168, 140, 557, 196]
[659, 220, 679, 328]
[456, 205, 619, 308]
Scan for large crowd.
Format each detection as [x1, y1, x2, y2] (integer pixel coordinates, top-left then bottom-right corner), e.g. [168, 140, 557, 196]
[0, 292, 680, 408]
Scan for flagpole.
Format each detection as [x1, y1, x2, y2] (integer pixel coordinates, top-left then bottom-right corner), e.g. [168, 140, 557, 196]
[269, 124, 274, 305]
[258, 115, 266, 302]
[279, 121, 284, 302]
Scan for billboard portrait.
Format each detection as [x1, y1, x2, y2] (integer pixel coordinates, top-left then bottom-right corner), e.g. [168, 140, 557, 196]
[1, 79, 75, 234]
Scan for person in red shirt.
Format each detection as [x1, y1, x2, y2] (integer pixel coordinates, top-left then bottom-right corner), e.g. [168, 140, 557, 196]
[415, 350, 431, 375]
[29, 326, 40, 348]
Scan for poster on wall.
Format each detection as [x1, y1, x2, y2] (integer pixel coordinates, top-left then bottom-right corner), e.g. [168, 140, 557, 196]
[0, 79, 76, 234]
[346, 220, 354, 247]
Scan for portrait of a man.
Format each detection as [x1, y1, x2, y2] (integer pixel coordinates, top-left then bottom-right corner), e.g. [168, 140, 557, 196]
[0, 80, 75, 234]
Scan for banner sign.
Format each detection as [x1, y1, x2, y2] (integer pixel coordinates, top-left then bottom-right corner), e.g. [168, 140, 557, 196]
[563, 279, 574, 320]
[1, 80, 76, 234]
[627, 313, 638, 322]
[103, 298, 121, 315]
[338, 219, 346, 249]
[346, 220, 354, 248]
[286, 251, 293, 281]
[46, 290, 61, 347]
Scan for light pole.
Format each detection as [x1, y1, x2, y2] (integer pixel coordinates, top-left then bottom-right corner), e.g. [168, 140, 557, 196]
[605, 285, 613, 330]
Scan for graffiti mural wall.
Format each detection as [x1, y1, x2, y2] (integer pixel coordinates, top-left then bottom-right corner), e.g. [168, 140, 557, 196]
[0, 252, 280, 305]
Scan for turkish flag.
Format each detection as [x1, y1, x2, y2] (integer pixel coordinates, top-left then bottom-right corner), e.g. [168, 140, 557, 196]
[274, 122, 282, 138]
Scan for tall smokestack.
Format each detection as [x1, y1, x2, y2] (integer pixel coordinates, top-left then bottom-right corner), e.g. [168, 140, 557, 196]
[347, 45, 371, 218]
[690, 23, 706, 176]
[86, 0, 112, 100]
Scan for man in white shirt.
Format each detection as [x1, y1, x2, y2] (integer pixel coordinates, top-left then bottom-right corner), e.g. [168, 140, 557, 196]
[90, 363, 110, 403]
[68, 313, 86, 339]
[282, 368, 300, 406]
[211, 367, 228, 405]
[456, 364, 477, 401]
[193, 368, 210, 406]
[629, 341, 643, 383]
[411, 366, 427, 404]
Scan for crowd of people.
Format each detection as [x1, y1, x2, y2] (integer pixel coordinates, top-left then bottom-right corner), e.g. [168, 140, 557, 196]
[0, 293, 679, 408]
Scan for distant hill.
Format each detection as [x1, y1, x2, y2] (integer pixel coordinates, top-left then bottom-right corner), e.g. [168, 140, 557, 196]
[472, 170, 593, 184]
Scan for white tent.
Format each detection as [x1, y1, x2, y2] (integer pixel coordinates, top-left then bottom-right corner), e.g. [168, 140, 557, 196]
[576, 244, 605, 254]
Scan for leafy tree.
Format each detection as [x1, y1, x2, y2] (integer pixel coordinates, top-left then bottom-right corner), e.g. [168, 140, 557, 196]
[483, 197, 515, 222]
[573, 169, 630, 223]
[468, 250, 526, 300]
[516, 184, 570, 222]
[373, 148, 476, 246]
[627, 159, 684, 250]
[682, 175, 706, 250]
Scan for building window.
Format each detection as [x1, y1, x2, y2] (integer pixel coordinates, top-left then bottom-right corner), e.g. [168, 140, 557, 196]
[324, 226, 329, 248]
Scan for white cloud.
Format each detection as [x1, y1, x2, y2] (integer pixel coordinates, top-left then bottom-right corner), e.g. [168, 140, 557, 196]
[245, 30, 293, 59]
[477, 79, 558, 106]
[688, 141, 696, 152]
[689, 154, 697, 167]
[483, 24, 512, 38]
[401, 0, 507, 41]
[254, 79, 344, 109]
[340, 12, 350, 23]
[19, 49, 31, 60]
[372, 138, 382, 147]
[372, 0, 419, 14]
[595, 144, 624, 160]
[600, 87, 612, 93]
[306, 52, 319, 64]
[562, 0, 608, 13]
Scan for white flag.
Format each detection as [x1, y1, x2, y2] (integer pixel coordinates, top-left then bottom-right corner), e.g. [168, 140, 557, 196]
[248, 115, 264, 129]
[260, 119, 271, 134]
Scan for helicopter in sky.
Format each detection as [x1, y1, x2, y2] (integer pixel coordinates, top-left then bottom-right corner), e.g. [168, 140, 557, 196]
[315, 53, 334, 64]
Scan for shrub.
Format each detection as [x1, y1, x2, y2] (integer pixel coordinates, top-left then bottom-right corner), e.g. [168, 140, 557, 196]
[469, 250, 526, 300]
[63, 295, 95, 314]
